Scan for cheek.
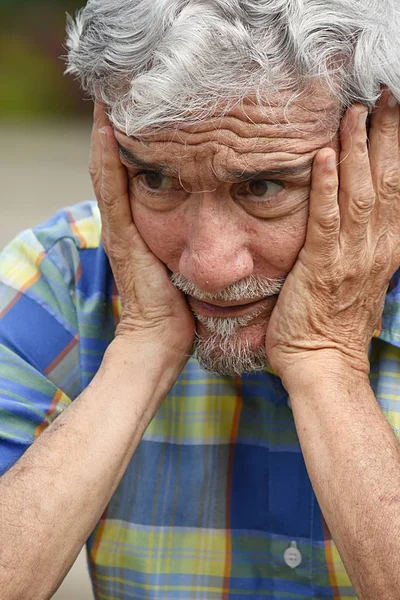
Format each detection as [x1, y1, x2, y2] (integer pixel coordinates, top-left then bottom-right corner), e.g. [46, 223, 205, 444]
[252, 212, 308, 274]
[131, 198, 309, 276]
[131, 201, 184, 268]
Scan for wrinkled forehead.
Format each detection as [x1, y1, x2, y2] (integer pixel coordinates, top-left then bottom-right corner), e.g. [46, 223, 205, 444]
[113, 84, 342, 145]
[113, 86, 342, 183]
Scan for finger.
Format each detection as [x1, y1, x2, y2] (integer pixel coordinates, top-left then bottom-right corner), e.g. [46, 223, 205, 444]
[99, 127, 152, 258]
[90, 102, 108, 167]
[98, 125, 131, 225]
[93, 100, 108, 128]
[338, 105, 375, 239]
[305, 148, 340, 256]
[369, 88, 400, 221]
[370, 88, 399, 166]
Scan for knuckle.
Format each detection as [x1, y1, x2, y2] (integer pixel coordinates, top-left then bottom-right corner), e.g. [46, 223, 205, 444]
[373, 243, 387, 264]
[345, 265, 359, 281]
[371, 257, 387, 276]
[88, 163, 98, 182]
[371, 235, 391, 276]
[378, 118, 398, 139]
[319, 221, 339, 237]
[322, 178, 338, 196]
[378, 170, 400, 196]
[354, 138, 368, 155]
[352, 193, 375, 213]
[317, 211, 339, 233]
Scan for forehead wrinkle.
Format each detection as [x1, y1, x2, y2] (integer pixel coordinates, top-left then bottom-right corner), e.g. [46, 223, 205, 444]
[134, 106, 334, 149]
[118, 103, 335, 161]
[146, 121, 333, 159]
[172, 124, 324, 147]
[215, 146, 316, 181]
[118, 119, 335, 186]
[126, 133, 325, 168]
[175, 99, 337, 133]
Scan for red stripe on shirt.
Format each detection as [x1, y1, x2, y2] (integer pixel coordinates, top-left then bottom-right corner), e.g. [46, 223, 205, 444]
[222, 375, 243, 598]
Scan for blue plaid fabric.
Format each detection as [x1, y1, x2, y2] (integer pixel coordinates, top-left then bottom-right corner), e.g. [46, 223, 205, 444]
[0, 201, 399, 599]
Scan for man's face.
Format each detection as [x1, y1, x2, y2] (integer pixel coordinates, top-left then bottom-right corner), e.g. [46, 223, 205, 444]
[114, 88, 340, 374]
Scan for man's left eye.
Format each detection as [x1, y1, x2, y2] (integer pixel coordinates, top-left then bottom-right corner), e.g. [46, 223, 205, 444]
[239, 179, 283, 200]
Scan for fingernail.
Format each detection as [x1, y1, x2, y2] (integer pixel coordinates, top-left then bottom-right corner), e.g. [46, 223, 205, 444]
[326, 155, 336, 170]
[359, 111, 368, 129]
[388, 94, 398, 108]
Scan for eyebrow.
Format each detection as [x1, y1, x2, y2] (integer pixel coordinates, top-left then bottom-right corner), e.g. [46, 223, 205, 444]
[118, 144, 173, 175]
[228, 163, 313, 181]
[118, 143, 313, 180]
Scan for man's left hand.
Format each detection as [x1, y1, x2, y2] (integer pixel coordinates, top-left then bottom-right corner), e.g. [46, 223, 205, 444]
[266, 88, 400, 382]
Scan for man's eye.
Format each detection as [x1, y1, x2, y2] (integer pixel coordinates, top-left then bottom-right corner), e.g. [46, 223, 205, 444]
[237, 179, 283, 200]
[138, 172, 174, 191]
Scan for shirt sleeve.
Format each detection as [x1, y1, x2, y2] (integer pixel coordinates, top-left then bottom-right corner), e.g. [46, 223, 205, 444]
[0, 227, 81, 476]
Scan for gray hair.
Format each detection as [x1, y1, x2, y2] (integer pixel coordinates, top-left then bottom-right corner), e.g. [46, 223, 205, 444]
[65, 0, 400, 136]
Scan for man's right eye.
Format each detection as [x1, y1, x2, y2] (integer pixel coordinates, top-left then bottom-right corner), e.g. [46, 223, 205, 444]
[138, 172, 175, 191]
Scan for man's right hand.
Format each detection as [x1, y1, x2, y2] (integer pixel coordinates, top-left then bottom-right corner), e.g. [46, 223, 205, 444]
[0, 104, 196, 600]
[90, 103, 195, 362]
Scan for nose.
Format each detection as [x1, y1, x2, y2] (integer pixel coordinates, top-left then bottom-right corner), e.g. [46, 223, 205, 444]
[178, 197, 254, 294]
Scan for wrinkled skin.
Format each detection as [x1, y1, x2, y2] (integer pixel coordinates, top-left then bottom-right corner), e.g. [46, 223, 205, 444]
[89, 109, 195, 361]
[90, 84, 400, 380]
[267, 92, 400, 378]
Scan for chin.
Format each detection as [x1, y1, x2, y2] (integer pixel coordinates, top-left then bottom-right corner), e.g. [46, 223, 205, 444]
[193, 322, 270, 376]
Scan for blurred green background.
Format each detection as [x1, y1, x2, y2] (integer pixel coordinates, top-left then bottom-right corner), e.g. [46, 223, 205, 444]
[1, 3, 95, 596]
[0, 0, 94, 254]
[1, 0, 90, 120]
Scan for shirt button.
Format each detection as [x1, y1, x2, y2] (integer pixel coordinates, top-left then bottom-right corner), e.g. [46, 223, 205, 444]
[284, 541, 302, 569]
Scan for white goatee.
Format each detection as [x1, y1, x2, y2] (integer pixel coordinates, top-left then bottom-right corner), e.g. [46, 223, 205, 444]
[171, 273, 285, 375]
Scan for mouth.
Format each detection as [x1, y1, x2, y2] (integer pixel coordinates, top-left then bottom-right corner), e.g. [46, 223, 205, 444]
[188, 295, 277, 318]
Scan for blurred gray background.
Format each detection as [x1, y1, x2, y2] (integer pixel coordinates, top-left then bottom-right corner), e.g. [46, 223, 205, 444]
[1, 0, 95, 597]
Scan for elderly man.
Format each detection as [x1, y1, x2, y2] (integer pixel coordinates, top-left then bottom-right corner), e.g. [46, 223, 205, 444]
[1, 1, 400, 598]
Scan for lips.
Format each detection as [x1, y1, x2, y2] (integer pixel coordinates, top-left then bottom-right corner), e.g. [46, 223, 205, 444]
[188, 296, 277, 318]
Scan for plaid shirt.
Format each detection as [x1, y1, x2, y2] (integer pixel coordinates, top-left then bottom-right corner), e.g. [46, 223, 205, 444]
[1, 201, 399, 600]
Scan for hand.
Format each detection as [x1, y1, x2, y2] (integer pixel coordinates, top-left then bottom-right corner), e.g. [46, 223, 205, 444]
[266, 88, 400, 382]
[89, 103, 195, 359]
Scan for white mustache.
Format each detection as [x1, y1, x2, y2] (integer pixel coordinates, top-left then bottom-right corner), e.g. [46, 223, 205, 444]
[170, 273, 285, 302]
